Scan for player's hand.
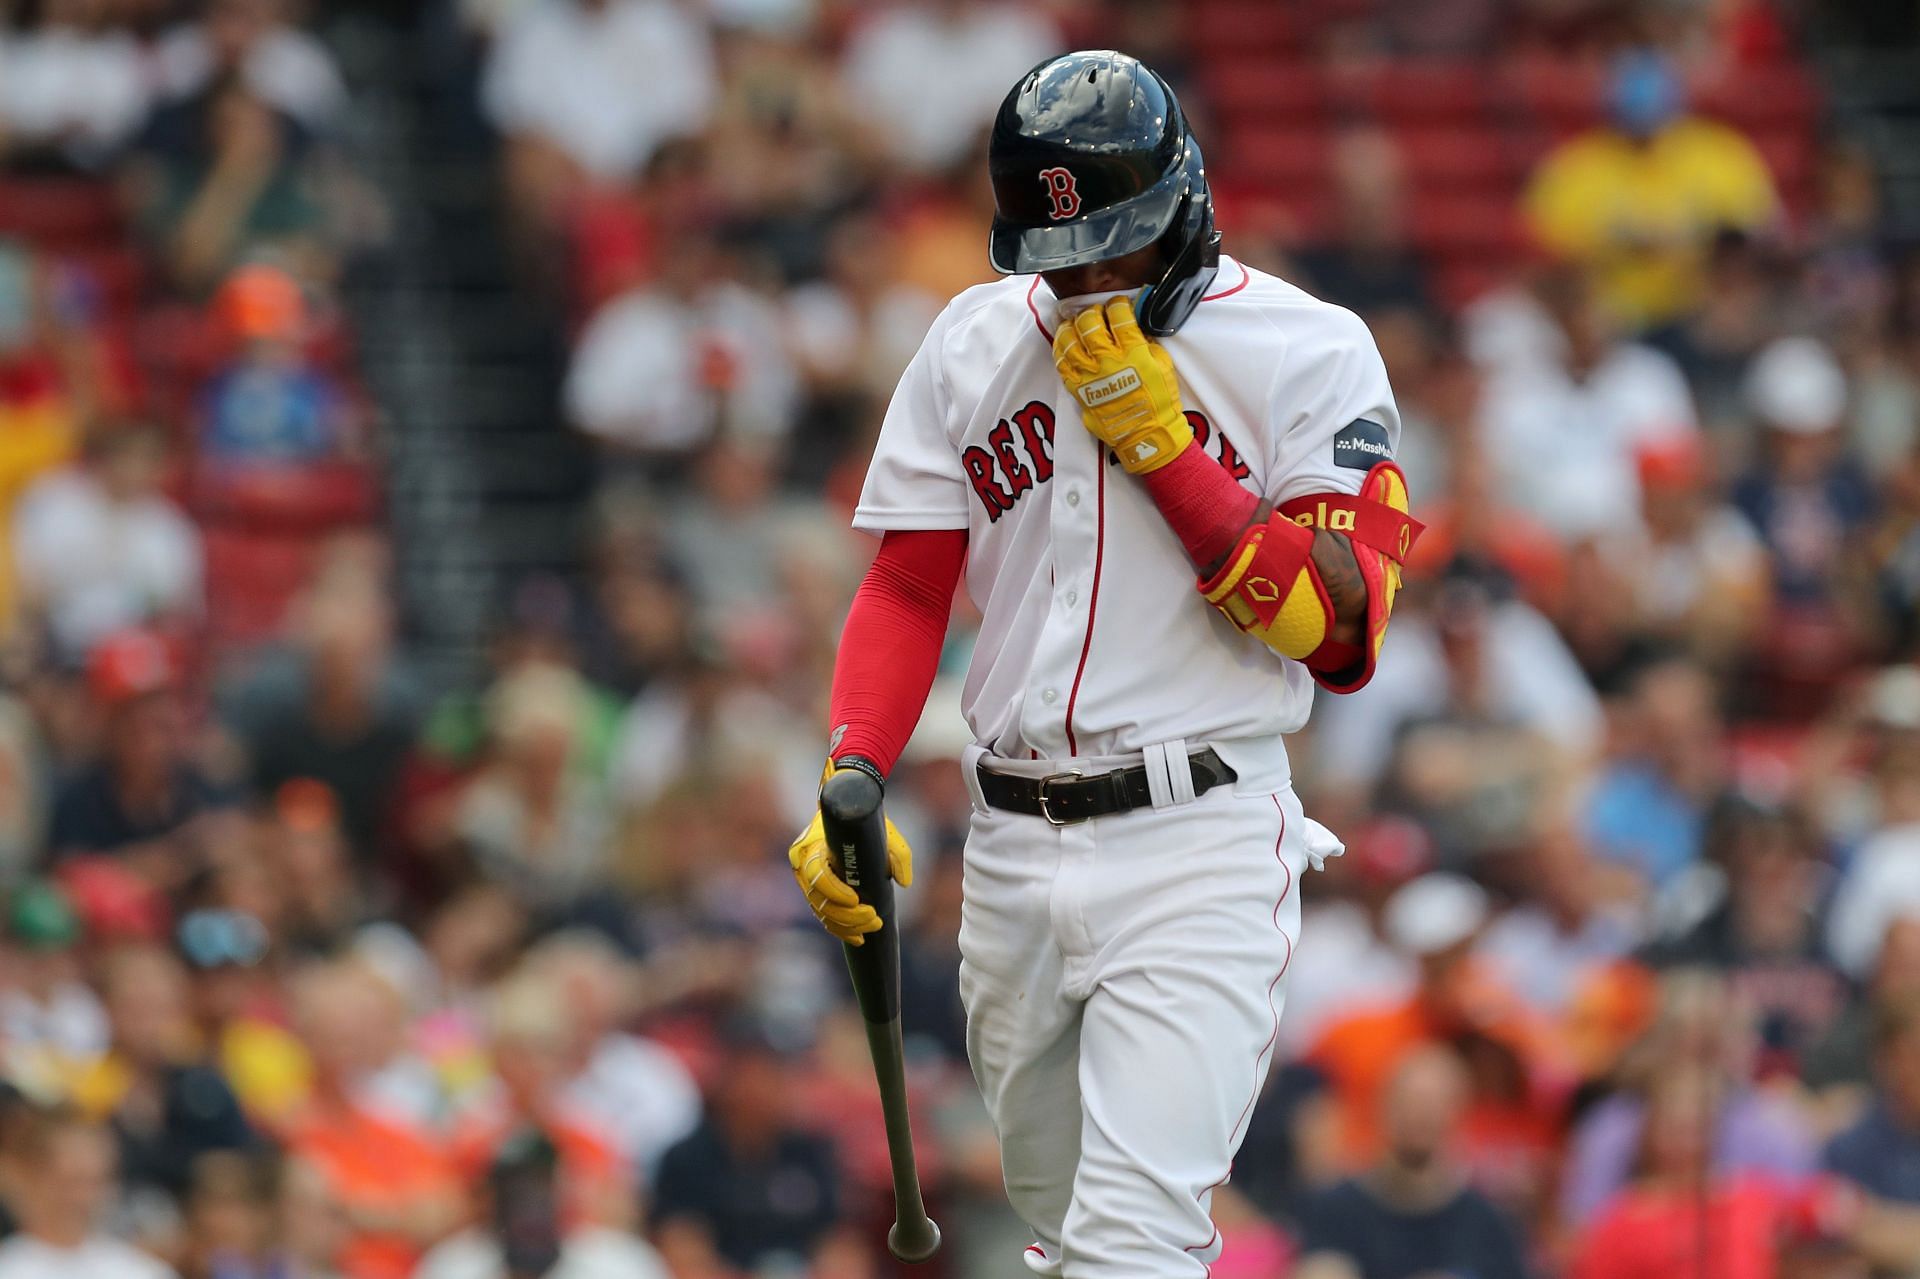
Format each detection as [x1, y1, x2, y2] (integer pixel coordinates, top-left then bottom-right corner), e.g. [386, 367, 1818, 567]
[788, 796, 914, 946]
[1052, 294, 1193, 475]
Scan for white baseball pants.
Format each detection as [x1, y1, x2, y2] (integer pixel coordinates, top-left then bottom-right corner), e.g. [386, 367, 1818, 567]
[956, 752, 1309, 1276]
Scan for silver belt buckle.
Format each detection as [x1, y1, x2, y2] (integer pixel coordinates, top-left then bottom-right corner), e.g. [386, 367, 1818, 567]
[1036, 769, 1085, 826]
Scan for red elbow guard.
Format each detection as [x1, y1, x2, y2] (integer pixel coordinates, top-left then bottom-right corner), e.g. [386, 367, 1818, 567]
[1276, 461, 1422, 693]
[1197, 510, 1335, 660]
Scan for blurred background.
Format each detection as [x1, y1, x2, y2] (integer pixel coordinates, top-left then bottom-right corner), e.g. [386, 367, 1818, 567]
[1, 0, 1920, 1277]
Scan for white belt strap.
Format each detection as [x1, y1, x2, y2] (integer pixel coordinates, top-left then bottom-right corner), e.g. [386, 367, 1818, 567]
[961, 743, 991, 815]
[1143, 738, 1196, 810]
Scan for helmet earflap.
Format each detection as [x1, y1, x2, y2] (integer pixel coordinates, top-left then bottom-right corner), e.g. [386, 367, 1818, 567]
[1136, 153, 1220, 337]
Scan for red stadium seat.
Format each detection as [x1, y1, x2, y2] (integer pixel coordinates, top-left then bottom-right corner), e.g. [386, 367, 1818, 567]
[1499, 56, 1604, 128]
[190, 462, 381, 532]
[63, 245, 145, 320]
[1227, 127, 1332, 190]
[1410, 194, 1527, 258]
[1348, 61, 1491, 123]
[201, 528, 324, 648]
[1188, 0, 1301, 57]
[0, 178, 122, 250]
[1396, 126, 1524, 192]
[1692, 65, 1823, 132]
[1749, 128, 1815, 192]
[1208, 58, 1331, 123]
[1432, 260, 1507, 311]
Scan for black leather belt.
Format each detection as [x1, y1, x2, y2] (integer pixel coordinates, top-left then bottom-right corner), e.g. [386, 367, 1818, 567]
[976, 748, 1237, 825]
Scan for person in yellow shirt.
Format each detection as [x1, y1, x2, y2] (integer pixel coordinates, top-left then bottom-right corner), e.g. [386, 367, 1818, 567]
[1523, 51, 1780, 331]
[0, 244, 80, 637]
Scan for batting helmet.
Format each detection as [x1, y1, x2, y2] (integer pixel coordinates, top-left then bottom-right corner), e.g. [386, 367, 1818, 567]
[988, 50, 1220, 336]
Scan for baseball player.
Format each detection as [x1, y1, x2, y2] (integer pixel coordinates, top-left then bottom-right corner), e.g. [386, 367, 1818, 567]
[789, 50, 1420, 1274]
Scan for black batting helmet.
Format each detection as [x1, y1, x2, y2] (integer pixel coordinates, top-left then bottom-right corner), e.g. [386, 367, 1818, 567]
[987, 50, 1220, 336]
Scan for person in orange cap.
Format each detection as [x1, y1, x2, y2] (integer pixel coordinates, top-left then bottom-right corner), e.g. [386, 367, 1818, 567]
[201, 264, 356, 464]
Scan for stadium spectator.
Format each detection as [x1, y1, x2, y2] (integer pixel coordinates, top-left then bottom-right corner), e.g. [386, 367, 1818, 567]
[448, 973, 627, 1230]
[0, 243, 135, 504]
[1806, 914, 1920, 1094]
[1522, 49, 1779, 331]
[1606, 436, 1769, 664]
[262, 779, 367, 958]
[1567, 1067, 1839, 1279]
[1581, 656, 1725, 894]
[0, 0, 149, 172]
[1291, 127, 1435, 327]
[129, 72, 324, 294]
[177, 1151, 295, 1279]
[10, 425, 203, 661]
[1476, 821, 1639, 1019]
[1733, 337, 1878, 693]
[1294, 1045, 1530, 1279]
[650, 1019, 848, 1273]
[1314, 565, 1604, 796]
[0, 244, 84, 635]
[784, 212, 942, 481]
[0, 881, 107, 1094]
[563, 227, 799, 461]
[838, 0, 1057, 175]
[1559, 970, 1818, 1228]
[416, 1130, 668, 1279]
[519, 933, 700, 1185]
[70, 945, 254, 1222]
[1277, 820, 1426, 1056]
[482, 0, 716, 227]
[455, 662, 616, 913]
[197, 264, 357, 464]
[1307, 873, 1553, 1174]
[1821, 994, 1920, 1273]
[219, 555, 423, 862]
[1477, 265, 1701, 542]
[1641, 796, 1847, 1075]
[47, 629, 231, 883]
[151, 0, 349, 136]
[0, 1108, 176, 1279]
[279, 961, 462, 1279]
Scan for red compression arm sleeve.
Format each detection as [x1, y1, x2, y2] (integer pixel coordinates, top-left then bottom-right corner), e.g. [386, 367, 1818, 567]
[1139, 440, 1263, 573]
[827, 528, 967, 774]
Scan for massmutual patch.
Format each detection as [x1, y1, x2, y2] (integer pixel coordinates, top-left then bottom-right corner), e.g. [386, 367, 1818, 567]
[1332, 418, 1392, 470]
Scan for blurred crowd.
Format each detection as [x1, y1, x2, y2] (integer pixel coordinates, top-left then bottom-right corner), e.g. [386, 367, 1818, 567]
[5, 0, 1920, 1277]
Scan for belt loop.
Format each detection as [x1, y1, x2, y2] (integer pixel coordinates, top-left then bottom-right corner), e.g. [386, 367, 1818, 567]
[1165, 738, 1196, 806]
[961, 744, 991, 816]
[1143, 741, 1175, 810]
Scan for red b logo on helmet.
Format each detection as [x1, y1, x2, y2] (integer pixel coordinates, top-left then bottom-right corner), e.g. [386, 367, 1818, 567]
[1038, 167, 1081, 220]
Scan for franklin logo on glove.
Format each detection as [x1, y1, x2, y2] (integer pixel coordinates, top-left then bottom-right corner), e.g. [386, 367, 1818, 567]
[1078, 367, 1143, 407]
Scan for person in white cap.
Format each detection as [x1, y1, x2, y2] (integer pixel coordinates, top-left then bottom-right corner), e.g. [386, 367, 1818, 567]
[1731, 335, 1873, 631]
[1304, 873, 1544, 1163]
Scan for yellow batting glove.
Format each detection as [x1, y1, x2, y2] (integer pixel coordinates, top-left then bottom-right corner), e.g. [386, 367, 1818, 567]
[787, 804, 914, 947]
[1052, 294, 1193, 475]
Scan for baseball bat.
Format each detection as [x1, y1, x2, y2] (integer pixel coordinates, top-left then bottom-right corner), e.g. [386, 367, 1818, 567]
[818, 767, 943, 1264]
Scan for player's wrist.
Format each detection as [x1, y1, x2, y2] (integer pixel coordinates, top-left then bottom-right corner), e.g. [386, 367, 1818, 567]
[828, 753, 887, 792]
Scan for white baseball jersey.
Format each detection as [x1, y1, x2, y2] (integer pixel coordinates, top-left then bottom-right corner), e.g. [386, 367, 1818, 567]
[855, 255, 1402, 777]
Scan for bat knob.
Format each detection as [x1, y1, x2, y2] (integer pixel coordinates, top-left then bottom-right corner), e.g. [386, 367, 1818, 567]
[888, 1217, 942, 1264]
[820, 765, 884, 824]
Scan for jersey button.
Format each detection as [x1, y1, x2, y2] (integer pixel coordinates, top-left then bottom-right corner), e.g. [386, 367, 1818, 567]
[1065, 590, 1078, 606]
[1066, 489, 1081, 508]
[1042, 688, 1057, 704]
